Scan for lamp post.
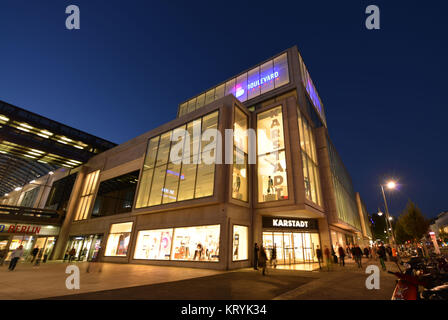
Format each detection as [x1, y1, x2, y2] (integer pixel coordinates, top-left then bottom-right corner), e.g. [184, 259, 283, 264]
[380, 181, 397, 246]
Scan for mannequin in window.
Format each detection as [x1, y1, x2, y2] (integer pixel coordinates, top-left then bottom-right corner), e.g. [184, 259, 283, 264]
[234, 174, 241, 193]
[267, 176, 274, 194]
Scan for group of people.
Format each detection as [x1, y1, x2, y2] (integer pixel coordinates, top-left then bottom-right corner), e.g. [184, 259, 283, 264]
[314, 242, 397, 271]
[253, 243, 277, 276]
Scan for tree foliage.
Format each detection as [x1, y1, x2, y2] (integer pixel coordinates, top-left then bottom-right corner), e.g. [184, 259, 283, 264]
[398, 201, 430, 243]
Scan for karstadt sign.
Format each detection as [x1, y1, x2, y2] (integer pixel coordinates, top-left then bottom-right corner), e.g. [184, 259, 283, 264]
[262, 217, 318, 230]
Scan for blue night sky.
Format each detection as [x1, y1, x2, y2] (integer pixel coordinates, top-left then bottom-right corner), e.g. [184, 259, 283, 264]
[0, 1, 446, 218]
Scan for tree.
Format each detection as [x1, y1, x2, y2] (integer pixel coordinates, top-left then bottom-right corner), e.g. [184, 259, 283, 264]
[400, 201, 430, 243]
[394, 215, 411, 244]
[371, 213, 388, 242]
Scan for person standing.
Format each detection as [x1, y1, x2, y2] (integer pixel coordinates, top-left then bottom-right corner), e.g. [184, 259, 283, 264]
[34, 249, 43, 267]
[68, 248, 76, 262]
[377, 243, 387, 271]
[338, 246, 346, 267]
[30, 247, 39, 263]
[258, 246, 268, 276]
[324, 246, 331, 271]
[253, 243, 259, 270]
[316, 245, 323, 269]
[270, 244, 277, 268]
[8, 245, 24, 271]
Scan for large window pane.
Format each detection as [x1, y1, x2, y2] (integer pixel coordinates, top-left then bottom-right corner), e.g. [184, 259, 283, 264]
[144, 136, 160, 170]
[135, 168, 153, 208]
[205, 89, 215, 105]
[257, 106, 285, 155]
[234, 108, 248, 153]
[155, 132, 171, 167]
[195, 160, 215, 198]
[214, 84, 225, 100]
[148, 166, 166, 206]
[232, 152, 247, 201]
[233, 225, 248, 261]
[196, 93, 205, 109]
[259, 60, 274, 94]
[134, 229, 173, 260]
[247, 67, 261, 100]
[177, 162, 197, 201]
[274, 53, 289, 88]
[187, 98, 197, 113]
[257, 151, 288, 202]
[162, 163, 181, 203]
[235, 73, 247, 102]
[105, 222, 133, 257]
[171, 225, 220, 261]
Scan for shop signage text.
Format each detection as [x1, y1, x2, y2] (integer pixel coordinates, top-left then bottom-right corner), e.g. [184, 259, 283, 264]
[0, 224, 41, 234]
[262, 217, 318, 230]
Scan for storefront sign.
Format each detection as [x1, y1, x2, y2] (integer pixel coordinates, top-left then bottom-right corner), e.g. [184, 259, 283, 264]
[0, 223, 59, 235]
[262, 217, 318, 230]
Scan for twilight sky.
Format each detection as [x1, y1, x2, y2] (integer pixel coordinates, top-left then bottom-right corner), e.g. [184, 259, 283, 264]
[0, 1, 446, 218]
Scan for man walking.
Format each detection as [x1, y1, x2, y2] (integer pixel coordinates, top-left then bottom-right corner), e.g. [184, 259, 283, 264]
[253, 243, 259, 270]
[8, 245, 24, 271]
[377, 243, 387, 271]
[324, 246, 331, 271]
[270, 244, 277, 268]
[30, 247, 39, 263]
[338, 245, 346, 267]
[316, 245, 323, 269]
[354, 245, 363, 268]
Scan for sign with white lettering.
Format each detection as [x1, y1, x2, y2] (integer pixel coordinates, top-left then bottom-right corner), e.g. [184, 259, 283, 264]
[262, 216, 318, 230]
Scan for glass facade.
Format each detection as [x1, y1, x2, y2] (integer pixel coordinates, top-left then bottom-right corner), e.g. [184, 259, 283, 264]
[298, 109, 322, 206]
[74, 170, 100, 221]
[20, 187, 39, 207]
[45, 173, 77, 211]
[105, 222, 133, 257]
[257, 106, 288, 202]
[178, 53, 289, 117]
[232, 108, 248, 201]
[327, 137, 362, 230]
[135, 111, 218, 208]
[91, 171, 139, 218]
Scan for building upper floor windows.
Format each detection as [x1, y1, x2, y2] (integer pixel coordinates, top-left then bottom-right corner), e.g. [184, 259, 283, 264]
[135, 111, 219, 209]
[257, 106, 288, 202]
[91, 171, 139, 218]
[74, 170, 100, 221]
[232, 107, 248, 202]
[178, 53, 290, 118]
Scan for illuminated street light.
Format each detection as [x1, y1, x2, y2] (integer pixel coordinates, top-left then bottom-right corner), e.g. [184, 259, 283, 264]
[389, 216, 393, 220]
[380, 179, 398, 246]
[378, 211, 383, 217]
[387, 181, 397, 190]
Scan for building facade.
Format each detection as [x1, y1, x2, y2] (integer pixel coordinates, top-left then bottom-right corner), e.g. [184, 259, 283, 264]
[0, 46, 372, 269]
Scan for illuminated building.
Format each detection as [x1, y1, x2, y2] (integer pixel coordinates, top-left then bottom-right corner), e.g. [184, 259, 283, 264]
[0, 46, 372, 269]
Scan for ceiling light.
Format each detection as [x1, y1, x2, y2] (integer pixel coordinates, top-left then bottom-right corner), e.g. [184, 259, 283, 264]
[14, 187, 22, 191]
[20, 123, 33, 129]
[0, 115, 9, 122]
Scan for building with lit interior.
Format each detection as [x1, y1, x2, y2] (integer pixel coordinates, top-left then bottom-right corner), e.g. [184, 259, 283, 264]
[0, 46, 372, 269]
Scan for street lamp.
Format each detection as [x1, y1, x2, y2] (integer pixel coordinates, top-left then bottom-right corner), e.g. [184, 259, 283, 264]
[380, 180, 397, 246]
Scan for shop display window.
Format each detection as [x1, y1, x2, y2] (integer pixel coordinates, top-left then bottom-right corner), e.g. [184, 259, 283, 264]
[105, 222, 133, 257]
[171, 225, 220, 262]
[257, 106, 288, 202]
[134, 229, 173, 260]
[232, 225, 248, 261]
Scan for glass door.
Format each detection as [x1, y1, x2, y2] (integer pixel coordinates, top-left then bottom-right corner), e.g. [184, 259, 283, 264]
[262, 232, 273, 261]
[273, 233, 284, 264]
[293, 233, 304, 263]
[283, 233, 294, 265]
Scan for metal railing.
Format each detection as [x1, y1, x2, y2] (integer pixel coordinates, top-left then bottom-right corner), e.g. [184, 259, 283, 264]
[0, 204, 65, 224]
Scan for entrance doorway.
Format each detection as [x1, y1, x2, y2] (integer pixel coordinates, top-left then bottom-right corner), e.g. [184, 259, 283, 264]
[67, 234, 103, 261]
[262, 231, 320, 264]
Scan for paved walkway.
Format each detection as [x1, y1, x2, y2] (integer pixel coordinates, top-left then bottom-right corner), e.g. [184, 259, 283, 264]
[0, 258, 399, 300]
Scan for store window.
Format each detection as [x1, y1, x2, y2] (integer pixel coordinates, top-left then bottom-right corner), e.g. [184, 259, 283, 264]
[74, 170, 100, 221]
[105, 222, 133, 257]
[298, 110, 322, 206]
[91, 171, 139, 218]
[171, 225, 220, 262]
[257, 106, 288, 202]
[135, 111, 218, 208]
[232, 108, 248, 201]
[134, 229, 173, 260]
[232, 225, 248, 261]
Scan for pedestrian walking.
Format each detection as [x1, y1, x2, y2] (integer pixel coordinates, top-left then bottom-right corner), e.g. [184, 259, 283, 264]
[34, 249, 43, 267]
[68, 248, 76, 263]
[8, 245, 24, 271]
[253, 243, 259, 270]
[363, 247, 369, 259]
[30, 247, 39, 263]
[270, 244, 277, 268]
[316, 245, 323, 269]
[324, 246, 331, 271]
[377, 243, 387, 271]
[258, 246, 268, 276]
[87, 246, 103, 273]
[338, 246, 346, 266]
[0, 248, 7, 266]
[354, 245, 363, 268]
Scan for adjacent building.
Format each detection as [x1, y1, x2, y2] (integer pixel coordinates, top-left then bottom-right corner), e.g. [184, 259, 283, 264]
[0, 46, 372, 269]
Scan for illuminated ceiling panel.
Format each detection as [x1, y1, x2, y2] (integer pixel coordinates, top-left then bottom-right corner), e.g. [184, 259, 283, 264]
[0, 100, 116, 195]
